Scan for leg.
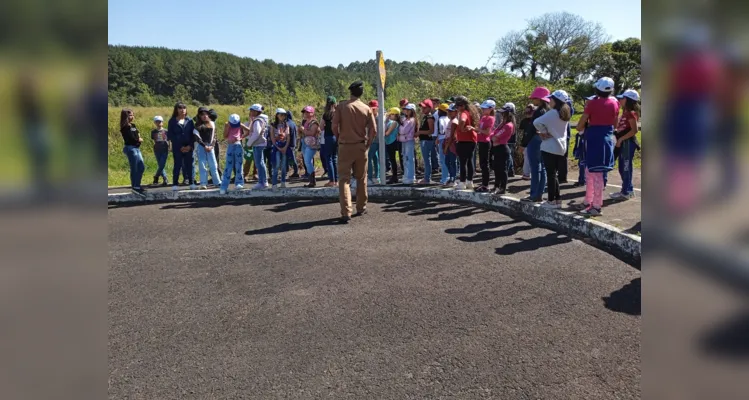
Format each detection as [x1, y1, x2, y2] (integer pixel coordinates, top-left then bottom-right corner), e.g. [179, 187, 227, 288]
[243, 153, 252, 179]
[592, 172, 605, 209]
[183, 149, 195, 184]
[620, 141, 635, 194]
[254, 146, 267, 185]
[507, 144, 515, 177]
[172, 151, 183, 186]
[542, 151, 558, 201]
[281, 153, 288, 183]
[398, 141, 404, 172]
[528, 138, 541, 199]
[430, 143, 439, 174]
[577, 159, 587, 185]
[234, 145, 244, 186]
[439, 140, 448, 184]
[479, 142, 490, 187]
[387, 143, 399, 183]
[466, 142, 476, 181]
[584, 169, 597, 206]
[331, 138, 339, 182]
[457, 143, 468, 183]
[337, 145, 354, 217]
[221, 146, 234, 191]
[354, 144, 368, 212]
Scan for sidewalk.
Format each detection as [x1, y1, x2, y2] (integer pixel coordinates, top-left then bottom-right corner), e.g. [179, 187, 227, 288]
[109, 167, 642, 235]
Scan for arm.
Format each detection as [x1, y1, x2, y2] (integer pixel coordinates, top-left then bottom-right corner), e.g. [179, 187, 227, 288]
[205, 122, 215, 151]
[239, 122, 251, 138]
[332, 111, 340, 138]
[576, 113, 590, 132]
[384, 121, 397, 137]
[366, 111, 377, 144]
[223, 122, 230, 139]
[617, 116, 639, 147]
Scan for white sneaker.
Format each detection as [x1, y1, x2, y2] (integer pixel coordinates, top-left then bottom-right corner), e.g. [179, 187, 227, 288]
[199, 185, 208, 190]
[465, 181, 474, 190]
[172, 185, 179, 191]
[219, 189, 227, 195]
[235, 184, 244, 190]
[190, 184, 198, 190]
[610, 192, 635, 200]
[374, 178, 381, 185]
[280, 182, 287, 188]
[456, 182, 466, 190]
[541, 201, 561, 209]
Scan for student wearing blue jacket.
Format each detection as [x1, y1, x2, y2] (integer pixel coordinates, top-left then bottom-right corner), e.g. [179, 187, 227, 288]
[167, 102, 197, 190]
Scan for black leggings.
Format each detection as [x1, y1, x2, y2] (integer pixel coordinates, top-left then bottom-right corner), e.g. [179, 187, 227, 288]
[542, 151, 566, 201]
[386, 142, 399, 182]
[456, 141, 476, 183]
[478, 142, 490, 187]
[492, 144, 510, 190]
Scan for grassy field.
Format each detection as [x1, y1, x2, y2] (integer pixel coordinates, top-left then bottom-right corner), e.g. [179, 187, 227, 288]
[109, 106, 642, 186]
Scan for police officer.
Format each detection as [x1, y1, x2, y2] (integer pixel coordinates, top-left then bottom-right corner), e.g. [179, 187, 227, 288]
[332, 81, 377, 223]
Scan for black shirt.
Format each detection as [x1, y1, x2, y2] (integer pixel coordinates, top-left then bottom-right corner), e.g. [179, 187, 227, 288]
[120, 124, 141, 147]
[520, 108, 547, 147]
[418, 114, 435, 141]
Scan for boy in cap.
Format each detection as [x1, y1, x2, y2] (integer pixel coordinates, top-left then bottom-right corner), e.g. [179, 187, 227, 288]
[151, 116, 169, 186]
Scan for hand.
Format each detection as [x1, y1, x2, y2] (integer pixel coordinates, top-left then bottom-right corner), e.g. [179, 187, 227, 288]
[205, 146, 213, 152]
[616, 139, 622, 148]
[138, 137, 143, 143]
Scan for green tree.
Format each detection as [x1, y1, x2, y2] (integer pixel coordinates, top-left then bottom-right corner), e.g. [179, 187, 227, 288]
[589, 38, 642, 93]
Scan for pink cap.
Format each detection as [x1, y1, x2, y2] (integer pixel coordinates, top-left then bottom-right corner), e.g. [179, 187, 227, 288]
[302, 105, 315, 113]
[529, 87, 551, 102]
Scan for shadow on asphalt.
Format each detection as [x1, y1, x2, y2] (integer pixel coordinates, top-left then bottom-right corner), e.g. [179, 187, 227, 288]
[495, 232, 573, 256]
[602, 277, 641, 316]
[699, 308, 749, 359]
[245, 217, 343, 235]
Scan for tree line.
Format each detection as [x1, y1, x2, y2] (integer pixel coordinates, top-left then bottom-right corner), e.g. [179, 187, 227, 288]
[108, 12, 640, 109]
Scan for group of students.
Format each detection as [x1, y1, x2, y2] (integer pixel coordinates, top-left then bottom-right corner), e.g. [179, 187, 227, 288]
[119, 76, 639, 216]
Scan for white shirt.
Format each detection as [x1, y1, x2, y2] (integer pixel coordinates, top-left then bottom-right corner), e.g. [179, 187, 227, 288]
[533, 109, 568, 156]
[436, 116, 450, 140]
[432, 111, 440, 137]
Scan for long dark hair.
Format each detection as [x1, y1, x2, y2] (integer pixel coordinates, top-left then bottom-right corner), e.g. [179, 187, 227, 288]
[171, 102, 186, 120]
[454, 96, 480, 128]
[500, 110, 516, 127]
[273, 112, 287, 128]
[551, 97, 572, 122]
[594, 89, 612, 98]
[623, 97, 641, 117]
[119, 108, 133, 129]
[323, 102, 336, 121]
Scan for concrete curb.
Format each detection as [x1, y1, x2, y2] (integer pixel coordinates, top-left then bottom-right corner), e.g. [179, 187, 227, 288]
[109, 186, 641, 262]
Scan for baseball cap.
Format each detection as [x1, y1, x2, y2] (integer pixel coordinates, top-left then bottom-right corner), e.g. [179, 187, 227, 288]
[616, 89, 640, 102]
[447, 104, 457, 112]
[419, 99, 433, 109]
[499, 102, 516, 113]
[387, 107, 401, 115]
[275, 108, 287, 115]
[302, 105, 315, 113]
[228, 114, 241, 126]
[480, 100, 497, 109]
[594, 77, 615, 93]
[585, 95, 598, 101]
[153, 115, 163, 122]
[404, 103, 417, 111]
[248, 104, 263, 112]
[326, 96, 337, 104]
[548, 90, 571, 104]
[438, 103, 449, 112]
[529, 87, 551, 101]
[399, 98, 409, 107]
[368, 100, 379, 108]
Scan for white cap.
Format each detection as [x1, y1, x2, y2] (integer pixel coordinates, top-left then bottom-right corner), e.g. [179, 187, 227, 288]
[153, 115, 163, 122]
[248, 104, 263, 112]
[585, 95, 598, 101]
[594, 77, 615, 93]
[404, 103, 416, 111]
[616, 89, 640, 102]
[229, 114, 241, 124]
[447, 104, 457, 112]
[499, 102, 516, 113]
[275, 108, 287, 115]
[548, 90, 571, 104]
[480, 99, 496, 109]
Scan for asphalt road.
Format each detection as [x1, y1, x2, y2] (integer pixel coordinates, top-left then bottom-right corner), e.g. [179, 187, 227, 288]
[108, 199, 640, 399]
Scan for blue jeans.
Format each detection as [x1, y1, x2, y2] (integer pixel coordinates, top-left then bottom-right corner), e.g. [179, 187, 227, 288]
[446, 150, 457, 181]
[197, 145, 221, 186]
[321, 135, 338, 182]
[506, 144, 515, 176]
[430, 142, 438, 173]
[420, 140, 435, 181]
[402, 140, 416, 183]
[272, 151, 288, 185]
[253, 146, 268, 185]
[123, 145, 145, 189]
[172, 148, 194, 184]
[368, 142, 380, 180]
[527, 135, 546, 200]
[154, 150, 168, 181]
[288, 148, 299, 175]
[221, 142, 244, 191]
[618, 139, 636, 194]
[303, 145, 317, 176]
[438, 139, 449, 184]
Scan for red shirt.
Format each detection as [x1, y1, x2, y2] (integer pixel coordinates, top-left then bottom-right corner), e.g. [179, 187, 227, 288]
[584, 97, 620, 126]
[456, 111, 476, 142]
[616, 110, 638, 133]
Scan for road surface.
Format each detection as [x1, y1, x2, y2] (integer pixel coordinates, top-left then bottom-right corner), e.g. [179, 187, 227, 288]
[108, 199, 640, 399]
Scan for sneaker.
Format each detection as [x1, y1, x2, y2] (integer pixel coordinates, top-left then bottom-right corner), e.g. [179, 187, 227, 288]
[321, 171, 328, 178]
[152, 177, 159, 186]
[132, 187, 147, 197]
[521, 175, 531, 181]
[272, 184, 278, 191]
[521, 196, 534, 202]
[251, 183, 265, 190]
[417, 179, 430, 185]
[610, 192, 635, 200]
[579, 207, 601, 216]
[290, 173, 300, 178]
[573, 182, 585, 188]
[475, 186, 489, 193]
[220, 189, 227, 195]
[172, 185, 179, 191]
[374, 178, 381, 185]
[368, 178, 374, 185]
[301, 174, 309, 180]
[190, 184, 198, 190]
[541, 201, 561, 209]
[465, 181, 474, 190]
[494, 188, 506, 195]
[235, 184, 244, 190]
[199, 185, 208, 190]
[456, 182, 466, 190]
[280, 182, 287, 188]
